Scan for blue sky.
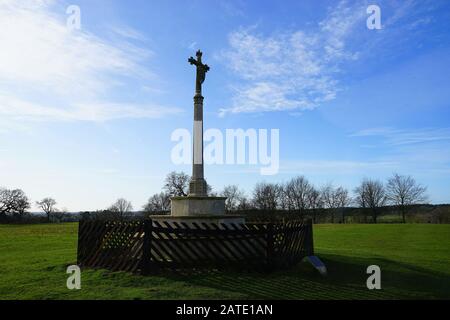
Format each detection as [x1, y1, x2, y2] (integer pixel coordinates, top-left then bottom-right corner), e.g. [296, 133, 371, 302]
[0, 0, 449, 211]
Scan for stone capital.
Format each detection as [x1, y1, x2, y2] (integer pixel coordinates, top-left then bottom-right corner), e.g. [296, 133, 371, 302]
[193, 94, 204, 103]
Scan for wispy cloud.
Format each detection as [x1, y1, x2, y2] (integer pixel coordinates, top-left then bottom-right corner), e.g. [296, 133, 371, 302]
[218, 0, 445, 117]
[0, 0, 179, 125]
[224, 159, 398, 175]
[351, 127, 450, 146]
[219, 1, 365, 116]
[0, 93, 181, 122]
[279, 159, 398, 175]
[350, 127, 450, 178]
[108, 25, 148, 42]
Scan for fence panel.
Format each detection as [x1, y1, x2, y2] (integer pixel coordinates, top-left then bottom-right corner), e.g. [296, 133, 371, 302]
[77, 219, 314, 273]
[77, 220, 145, 273]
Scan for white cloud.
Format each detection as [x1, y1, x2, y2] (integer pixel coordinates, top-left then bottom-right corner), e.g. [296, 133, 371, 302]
[350, 127, 450, 179]
[351, 127, 450, 146]
[108, 25, 148, 42]
[225, 159, 398, 175]
[0, 93, 181, 122]
[279, 159, 397, 175]
[219, 1, 365, 116]
[0, 1, 143, 95]
[0, 1, 178, 124]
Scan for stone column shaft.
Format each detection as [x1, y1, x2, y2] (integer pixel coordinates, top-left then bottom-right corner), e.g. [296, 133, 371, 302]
[189, 93, 207, 196]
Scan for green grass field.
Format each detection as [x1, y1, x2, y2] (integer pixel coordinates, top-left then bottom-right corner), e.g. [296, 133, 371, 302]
[0, 223, 449, 300]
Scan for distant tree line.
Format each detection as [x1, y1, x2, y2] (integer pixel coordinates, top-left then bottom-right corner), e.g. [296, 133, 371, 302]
[0, 187, 68, 223]
[1, 171, 444, 224]
[142, 172, 430, 224]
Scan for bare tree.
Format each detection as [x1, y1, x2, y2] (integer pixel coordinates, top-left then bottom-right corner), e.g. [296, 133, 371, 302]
[0, 188, 12, 216]
[109, 198, 133, 219]
[321, 184, 337, 208]
[164, 171, 190, 197]
[354, 181, 369, 222]
[354, 183, 367, 208]
[335, 187, 351, 208]
[143, 192, 171, 214]
[354, 179, 386, 223]
[252, 182, 281, 211]
[386, 173, 428, 223]
[306, 187, 322, 223]
[14, 194, 31, 217]
[221, 185, 244, 212]
[334, 186, 351, 223]
[320, 184, 339, 223]
[284, 176, 313, 214]
[36, 197, 57, 222]
[0, 188, 31, 218]
[237, 194, 253, 210]
[278, 183, 291, 211]
[320, 184, 352, 223]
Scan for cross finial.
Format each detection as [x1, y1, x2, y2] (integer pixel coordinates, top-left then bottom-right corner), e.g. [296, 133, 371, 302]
[189, 50, 210, 94]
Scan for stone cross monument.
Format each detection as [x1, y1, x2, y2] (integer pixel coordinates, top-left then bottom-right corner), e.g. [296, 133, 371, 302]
[167, 49, 242, 224]
[188, 50, 209, 196]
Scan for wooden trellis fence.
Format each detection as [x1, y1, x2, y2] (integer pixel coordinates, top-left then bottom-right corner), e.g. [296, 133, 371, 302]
[77, 219, 314, 273]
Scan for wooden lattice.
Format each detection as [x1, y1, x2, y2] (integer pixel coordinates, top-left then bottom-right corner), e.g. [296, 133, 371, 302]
[77, 219, 314, 273]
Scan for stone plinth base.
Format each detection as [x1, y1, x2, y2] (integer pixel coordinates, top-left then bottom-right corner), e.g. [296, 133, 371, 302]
[171, 196, 227, 217]
[166, 196, 245, 226]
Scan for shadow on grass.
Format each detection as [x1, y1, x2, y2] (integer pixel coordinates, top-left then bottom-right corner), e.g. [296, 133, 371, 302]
[154, 254, 450, 300]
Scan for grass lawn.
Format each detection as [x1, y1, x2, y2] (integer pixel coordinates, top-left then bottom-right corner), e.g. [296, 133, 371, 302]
[0, 223, 449, 300]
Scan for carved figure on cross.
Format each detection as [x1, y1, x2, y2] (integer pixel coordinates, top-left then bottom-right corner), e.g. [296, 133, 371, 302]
[188, 50, 210, 95]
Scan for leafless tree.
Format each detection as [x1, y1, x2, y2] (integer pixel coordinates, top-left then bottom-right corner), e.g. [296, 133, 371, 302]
[386, 173, 428, 223]
[36, 197, 57, 222]
[0, 188, 12, 215]
[143, 192, 171, 214]
[354, 183, 367, 208]
[284, 176, 313, 214]
[17, 190, 30, 214]
[306, 187, 322, 223]
[221, 185, 244, 212]
[164, 171, 190, 197]
[0, 188, 31, 217]
[354, 181, 369, 222]
[320, 184, 339, 222]
[278, 183, 291, 211]
[252, 182, 282, 211]
[354, 178, 386, 223]
[108, 198, 133, 219]
[321, 184, 338, 208]
[335, 187, 351, 208]
[320, 184, 351, 223]
[335, 186, 351, 223]
[237, 194, 253, 210]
